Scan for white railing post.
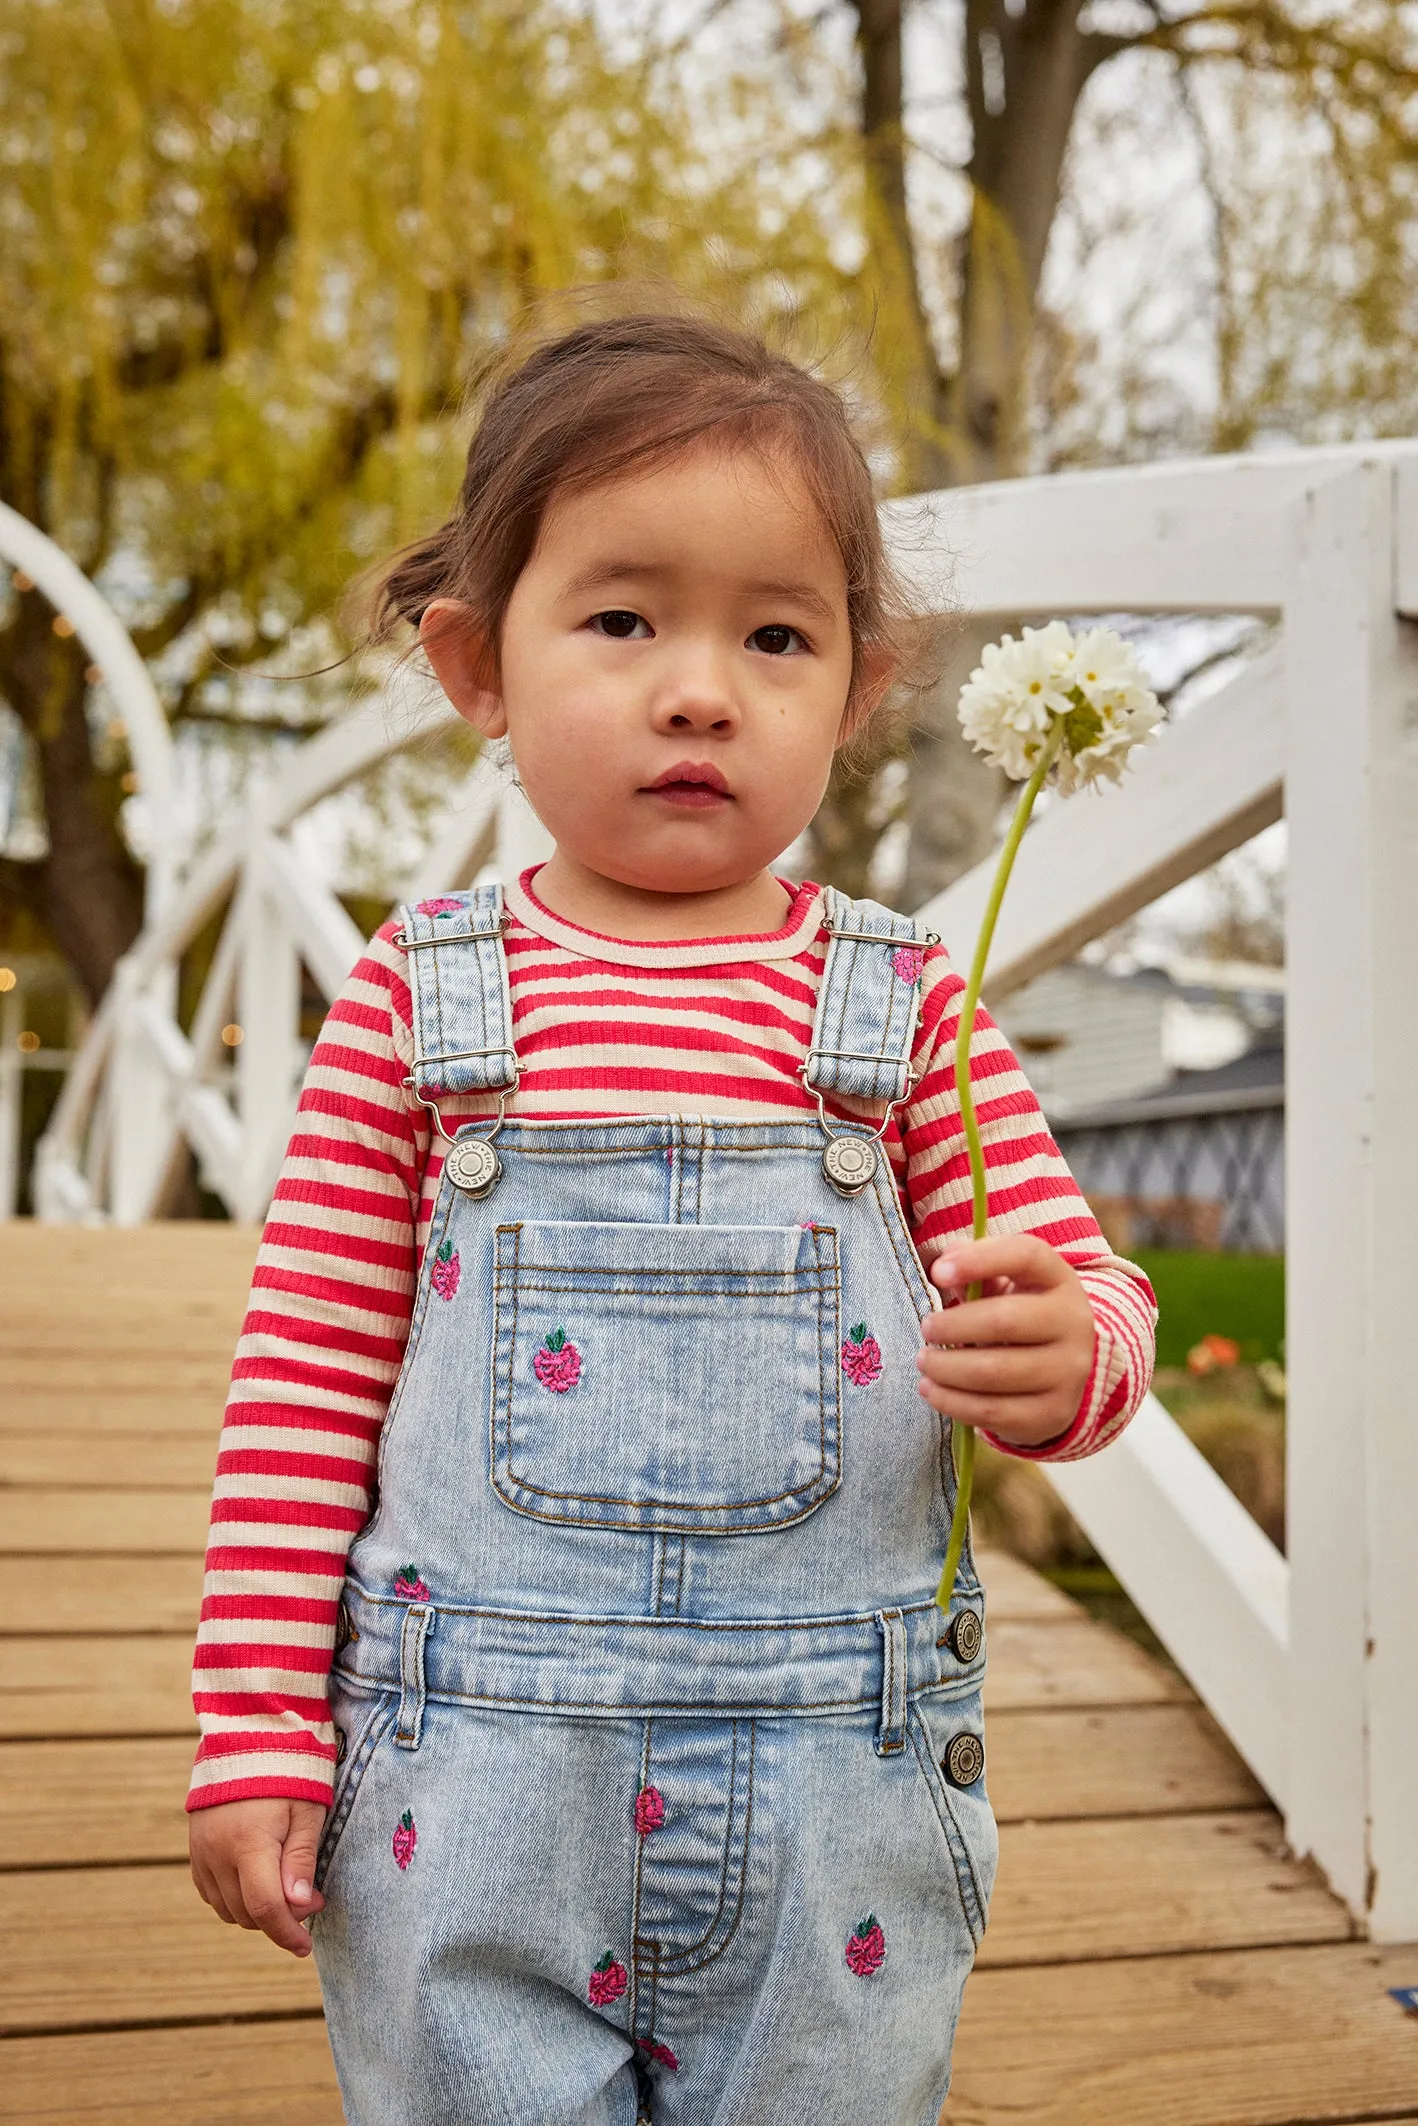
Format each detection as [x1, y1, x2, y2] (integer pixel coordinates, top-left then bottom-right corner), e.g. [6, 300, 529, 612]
[0, 982, 21, 1219]
[1283, 460, 1418, 1939]
[108, 961, 180, 1225]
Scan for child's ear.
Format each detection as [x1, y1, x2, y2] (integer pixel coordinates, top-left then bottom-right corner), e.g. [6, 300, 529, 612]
[838, 644, 896, 742]
[419, 600, 507, 738]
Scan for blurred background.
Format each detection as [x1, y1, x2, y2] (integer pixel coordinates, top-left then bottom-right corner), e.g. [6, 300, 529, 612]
[2, 0, 1414, 1599]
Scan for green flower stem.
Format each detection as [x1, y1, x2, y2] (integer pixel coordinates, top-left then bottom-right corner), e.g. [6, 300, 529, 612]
[935, 717, 1066, 1612]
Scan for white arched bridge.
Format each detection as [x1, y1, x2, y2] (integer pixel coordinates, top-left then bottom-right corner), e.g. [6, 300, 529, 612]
[6, 442, 1418, 1982]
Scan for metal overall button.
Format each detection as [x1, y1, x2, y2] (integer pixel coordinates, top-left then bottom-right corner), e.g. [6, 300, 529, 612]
[822, 1134, 879, 1196]
[938, 1607, 982, 1664]
[942, 1731, 985, 1788]
[445, 1135, 501, 1197]
[333, 1601, 358, 1654]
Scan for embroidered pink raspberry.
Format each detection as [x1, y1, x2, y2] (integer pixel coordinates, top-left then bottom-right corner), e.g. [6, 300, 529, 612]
[634, 1785, 666, 1836]
[394, 1565, 430, 1600]
[840, 1324, 883, 1387]
[417, 897, 463, 919]
[638, 2038, 679, 2070]
[392, 1810, 417, 1870]
[845, 1914, 886, 1976]
[892, 944, 925, 985]
[587, 1952, 628, 2007]
[430, 1238, 461, 1302]
[534, 1327, 582, 1393]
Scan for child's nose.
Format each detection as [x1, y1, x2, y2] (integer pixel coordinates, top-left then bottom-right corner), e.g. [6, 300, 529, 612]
[652, 652, 742, 734]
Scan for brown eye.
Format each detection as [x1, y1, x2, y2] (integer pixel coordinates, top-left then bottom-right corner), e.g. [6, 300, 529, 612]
[591, 609, 648, 640]
[749, 625, 804, 656]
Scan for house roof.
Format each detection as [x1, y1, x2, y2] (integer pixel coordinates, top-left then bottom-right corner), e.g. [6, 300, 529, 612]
[1047, 1032, 1283, 1129]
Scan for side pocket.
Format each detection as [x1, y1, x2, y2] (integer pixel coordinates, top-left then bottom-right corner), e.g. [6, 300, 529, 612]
[314, 1685, 400, 1894]
[907, 1691, 999, 1947]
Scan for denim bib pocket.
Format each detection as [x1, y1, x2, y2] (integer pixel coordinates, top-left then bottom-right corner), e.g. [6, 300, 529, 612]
[315, 1682, 400, 1894]
[489, 1219, 841, 1533]
[907, 1689, 998, 1946]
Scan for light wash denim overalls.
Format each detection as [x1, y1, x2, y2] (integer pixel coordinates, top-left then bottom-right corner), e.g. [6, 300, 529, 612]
[312, 885, 998, 2126]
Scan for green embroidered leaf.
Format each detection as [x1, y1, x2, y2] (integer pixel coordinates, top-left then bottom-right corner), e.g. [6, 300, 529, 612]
[849, 1323, 868, 1343]
[594, 1950, 616, 1971]
[546, 1327, 566, 1352]
[436, 1240, 453, 1262]
[400, 1810, 414, 1830]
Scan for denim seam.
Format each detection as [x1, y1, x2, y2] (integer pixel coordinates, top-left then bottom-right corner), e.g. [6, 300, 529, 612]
[360, 1181, 455, 1538]
[629, 1719, 653, 2035]
[906, 1707, 989, 1945]
[645, 1718, 756, 1978]
[313, 1690, 399, 1894]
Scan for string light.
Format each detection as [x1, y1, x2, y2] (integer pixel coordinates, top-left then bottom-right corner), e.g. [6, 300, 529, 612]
[52, 614, 76, 638]
[17, 1031, 40, 1054]
[0, 967, 15, 993]
[221, 1024, 244, 1048]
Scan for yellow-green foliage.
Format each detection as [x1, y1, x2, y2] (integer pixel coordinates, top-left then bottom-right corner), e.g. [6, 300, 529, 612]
[0, 0, 877, 638]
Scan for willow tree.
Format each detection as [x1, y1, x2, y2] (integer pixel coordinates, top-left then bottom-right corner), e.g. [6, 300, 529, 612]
[0, 0, 862, 1001]
[805, 0, 1418, 905]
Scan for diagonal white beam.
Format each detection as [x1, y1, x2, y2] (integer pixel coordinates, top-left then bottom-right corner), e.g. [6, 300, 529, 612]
[914, 647, 1284, 1001]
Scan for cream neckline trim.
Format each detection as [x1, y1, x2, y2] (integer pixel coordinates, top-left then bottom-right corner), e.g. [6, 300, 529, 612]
[504, 868, 826, 968]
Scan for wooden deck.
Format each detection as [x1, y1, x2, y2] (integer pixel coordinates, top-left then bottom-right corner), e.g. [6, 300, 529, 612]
[2, 1222, 1415, 2124]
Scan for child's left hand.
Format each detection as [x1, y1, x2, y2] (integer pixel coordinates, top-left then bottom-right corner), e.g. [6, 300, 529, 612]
[916, 1235, 1096, 1449]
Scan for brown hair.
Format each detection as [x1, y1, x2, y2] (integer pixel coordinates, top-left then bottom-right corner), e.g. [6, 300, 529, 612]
[369, 307, 925, 737]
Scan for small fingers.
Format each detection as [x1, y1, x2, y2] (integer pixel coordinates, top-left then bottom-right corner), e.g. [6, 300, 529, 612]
[916, 1374, 1068, 1443]
[235, 1846, 315, 1959]
[917, 1340, 1058, 1397]
[923, 1292, 1054, 1347]
[930, 1235, 1062, 1295]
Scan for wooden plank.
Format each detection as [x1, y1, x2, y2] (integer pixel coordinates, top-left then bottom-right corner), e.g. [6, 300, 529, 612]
[3, 1354, 231, 1395]
[0, 1431, 219, 1489]
[0, 2020, 341, 2123]
[986, 1706, 1267, 1822]
[983, 1616, 1192, 1711]
[973, 1548, 1080, 1623]
[944, 1940, 1418, 2126]
[0, 1556, 203, 1636]
[0, 1739, 194, 1866]
[0, 1390, 226, 1436]
[0, 1636, 195, 1738]
[0, 1490, 211, 1555]
[0, 1864, 323, 2034]
[980, 1812, 1351, 1968]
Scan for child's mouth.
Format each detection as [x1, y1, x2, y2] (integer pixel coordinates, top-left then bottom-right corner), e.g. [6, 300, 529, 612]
[642, 762, 733, 809]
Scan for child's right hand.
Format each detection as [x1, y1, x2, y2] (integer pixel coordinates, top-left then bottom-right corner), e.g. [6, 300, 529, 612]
[189, 1797, 329, 1958]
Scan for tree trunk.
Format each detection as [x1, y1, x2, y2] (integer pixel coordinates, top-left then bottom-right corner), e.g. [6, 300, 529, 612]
[0, 596, 144, 1004]
[951, 0, 1099, 483]
[898, 620, 1008, 915]
[838, 0, 1104, 913]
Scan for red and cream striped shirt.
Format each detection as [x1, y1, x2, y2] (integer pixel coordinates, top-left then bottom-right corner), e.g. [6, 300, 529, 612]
[188, 870, 1157, 1810]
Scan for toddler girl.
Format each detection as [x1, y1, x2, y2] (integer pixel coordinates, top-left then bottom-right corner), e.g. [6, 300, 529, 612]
[188, 312, 1158, 2126]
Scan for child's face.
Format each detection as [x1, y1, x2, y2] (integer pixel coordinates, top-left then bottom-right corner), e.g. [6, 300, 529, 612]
[422, 442, 862, 898]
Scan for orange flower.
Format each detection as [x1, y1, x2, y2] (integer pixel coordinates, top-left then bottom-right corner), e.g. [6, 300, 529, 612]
[1186, 1333, 1241, 1375]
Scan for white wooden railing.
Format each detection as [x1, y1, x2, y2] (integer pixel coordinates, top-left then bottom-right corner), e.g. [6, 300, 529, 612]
[17, 444, 1418, 1942]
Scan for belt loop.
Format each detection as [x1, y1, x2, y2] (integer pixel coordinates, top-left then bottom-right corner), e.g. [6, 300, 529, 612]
[396, 1603, 434, 1749]
[874, 1608, 908, 1756]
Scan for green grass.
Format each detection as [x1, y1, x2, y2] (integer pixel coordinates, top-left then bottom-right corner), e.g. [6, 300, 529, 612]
[1129, 1248, 1285, 1367]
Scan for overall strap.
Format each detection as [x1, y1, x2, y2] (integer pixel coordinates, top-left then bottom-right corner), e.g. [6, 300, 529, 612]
[803, 887, 933, 1107]
[394, 885, 519, 1099]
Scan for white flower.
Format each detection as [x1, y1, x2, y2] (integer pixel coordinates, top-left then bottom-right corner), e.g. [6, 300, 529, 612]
[956, 622, 1164, 793]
